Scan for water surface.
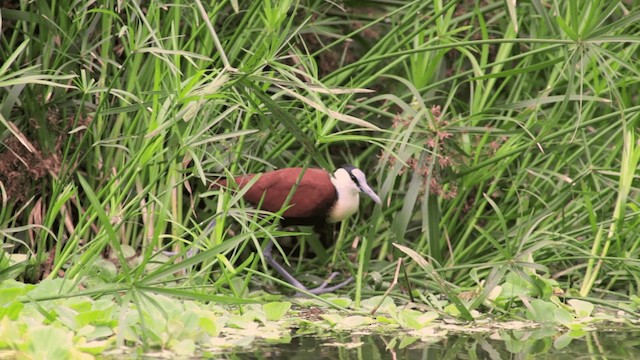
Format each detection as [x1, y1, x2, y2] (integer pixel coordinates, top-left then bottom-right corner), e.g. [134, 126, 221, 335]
[220, 329, 640, 359]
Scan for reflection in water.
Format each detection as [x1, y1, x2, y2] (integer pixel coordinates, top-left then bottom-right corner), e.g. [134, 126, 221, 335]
[222, 329, 640, 359]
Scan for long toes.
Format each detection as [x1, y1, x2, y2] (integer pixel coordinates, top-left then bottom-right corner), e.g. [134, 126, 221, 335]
[323, 272, 340, 283]
[298, 275, 354, 296]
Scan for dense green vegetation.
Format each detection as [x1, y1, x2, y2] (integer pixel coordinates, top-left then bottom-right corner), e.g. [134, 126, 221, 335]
[1, 0, 640, 357]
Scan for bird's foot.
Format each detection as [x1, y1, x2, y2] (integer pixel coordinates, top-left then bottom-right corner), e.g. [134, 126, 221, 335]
[264, 241, 353, 296]
[295, 273, 353, 296]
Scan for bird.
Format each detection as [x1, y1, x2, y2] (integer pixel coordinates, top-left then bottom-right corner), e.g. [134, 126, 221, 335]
[213, 164, 381, 295]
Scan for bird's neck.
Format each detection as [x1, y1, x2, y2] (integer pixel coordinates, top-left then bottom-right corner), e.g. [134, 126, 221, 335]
[327, 177, 360, 223]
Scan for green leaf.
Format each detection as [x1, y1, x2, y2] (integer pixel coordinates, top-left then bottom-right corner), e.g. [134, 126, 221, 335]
[399, 309, 438, 330]
[26, 326, 74, 359]
[556, 15, 578, 40]
[171, 339, 196, 356]
[526, 299, 557, 323]
[360, 295, 396, 313]
[0, 280, 32, 305]
[554, 307, 574, 326]
[336, 315, 374, 329]
[198, 316, 220, 337]
[567, 299, 594, 318]
[263, 301, 292, 321]
[398, 336, 420, 349]
[327, 298, 353, 308]
[553, 332, 573, 349]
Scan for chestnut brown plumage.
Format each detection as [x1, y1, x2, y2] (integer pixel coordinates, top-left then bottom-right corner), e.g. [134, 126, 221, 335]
[216, 168, 337, 227]
[214, 165, 381, 295]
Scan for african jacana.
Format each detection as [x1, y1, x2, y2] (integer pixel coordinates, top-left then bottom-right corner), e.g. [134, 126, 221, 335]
[214, 165, 381, 295]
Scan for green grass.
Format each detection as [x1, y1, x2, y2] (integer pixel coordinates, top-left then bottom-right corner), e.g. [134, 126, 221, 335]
[2, 0, 640, 356]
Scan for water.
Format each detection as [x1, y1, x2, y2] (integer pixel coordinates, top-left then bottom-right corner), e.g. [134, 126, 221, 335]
[217, 329, 640, 359]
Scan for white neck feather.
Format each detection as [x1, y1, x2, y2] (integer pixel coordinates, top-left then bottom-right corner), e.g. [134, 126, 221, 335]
[327, 169, 361, 223]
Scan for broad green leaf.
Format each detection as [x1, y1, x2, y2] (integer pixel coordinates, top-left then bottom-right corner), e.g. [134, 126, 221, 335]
[263, 301, 292, 321]
[567, 299, 594, 318]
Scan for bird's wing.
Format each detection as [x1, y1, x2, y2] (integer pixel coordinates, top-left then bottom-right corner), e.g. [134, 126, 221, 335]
[242, 168, 336, 218]
[283, 169, 336, 218]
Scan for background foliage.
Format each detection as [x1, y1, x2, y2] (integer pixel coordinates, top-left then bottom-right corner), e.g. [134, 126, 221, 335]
[1, 0, 640, 319]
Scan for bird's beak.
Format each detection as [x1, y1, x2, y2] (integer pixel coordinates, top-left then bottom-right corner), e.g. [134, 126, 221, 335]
[361, 183, 382, 204]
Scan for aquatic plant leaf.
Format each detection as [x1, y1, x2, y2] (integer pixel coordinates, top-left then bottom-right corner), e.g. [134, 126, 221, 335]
[263, 301, 292, 321]
[567, 299, 594, 318]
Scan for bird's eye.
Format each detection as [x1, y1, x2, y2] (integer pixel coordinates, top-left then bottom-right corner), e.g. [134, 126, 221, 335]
[350, 174, 359, 185]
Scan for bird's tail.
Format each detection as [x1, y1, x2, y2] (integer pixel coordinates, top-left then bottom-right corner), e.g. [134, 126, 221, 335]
[209, 174, 255, 189]
[209, 177, 228, 189]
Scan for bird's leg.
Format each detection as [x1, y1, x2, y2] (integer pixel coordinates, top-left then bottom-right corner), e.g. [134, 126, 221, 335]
[317, 223, 335, 249]
[263, 240, 353, 296]
[263, 240, 307, 290]
[313, 223, 354, 293]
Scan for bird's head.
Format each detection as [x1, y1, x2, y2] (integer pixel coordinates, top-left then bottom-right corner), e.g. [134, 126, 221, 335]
[333, 164, 382, 204]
